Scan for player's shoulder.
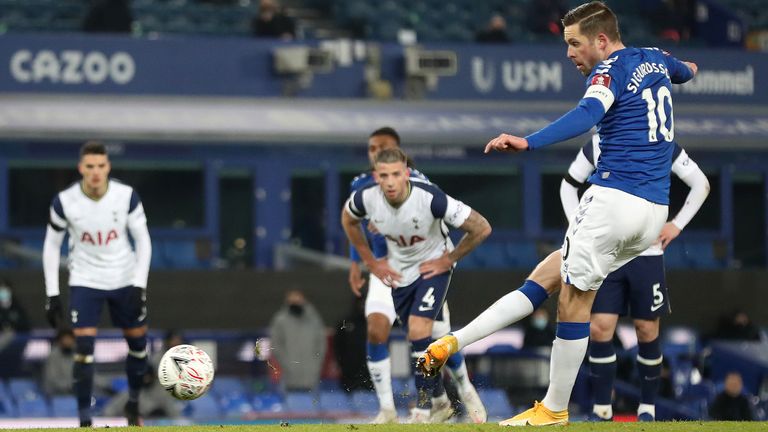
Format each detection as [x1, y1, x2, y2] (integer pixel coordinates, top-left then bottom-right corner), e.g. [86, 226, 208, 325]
[411, 178, 444, 197]
[409, 168, 429, 182]
[350, 172, 375, 190]
[56, 181, 82, 203]
[108, 179, 135, 198]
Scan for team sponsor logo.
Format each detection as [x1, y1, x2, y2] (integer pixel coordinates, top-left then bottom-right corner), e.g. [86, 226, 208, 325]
[80, 229, 119, 245]
[10, 49, 136, 85]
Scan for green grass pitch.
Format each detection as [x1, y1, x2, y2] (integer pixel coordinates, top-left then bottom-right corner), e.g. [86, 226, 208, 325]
[3, 422, 766, 432]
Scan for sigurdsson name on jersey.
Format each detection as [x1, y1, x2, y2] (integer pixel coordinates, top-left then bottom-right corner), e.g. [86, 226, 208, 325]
[627, 62, 670, 94]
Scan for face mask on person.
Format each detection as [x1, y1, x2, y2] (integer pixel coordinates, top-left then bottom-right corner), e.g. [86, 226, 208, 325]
[0, 287, 11, 309]
[532, 316, 548, 330]
[288, 304, 304, 316]
[61, 346, 74, 355]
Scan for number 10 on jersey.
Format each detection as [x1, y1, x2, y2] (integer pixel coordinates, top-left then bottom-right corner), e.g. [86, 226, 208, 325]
[642, 87, 674, 143]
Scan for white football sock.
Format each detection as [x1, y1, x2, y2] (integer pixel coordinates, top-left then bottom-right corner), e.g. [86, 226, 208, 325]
[638, 403, 655, 418]
[368, 358, 395, 411]
[593, 403, 613, 419]
[446, 358, 472, 394]
[453, 290, 534, 350]
[541, 336, 589, 412]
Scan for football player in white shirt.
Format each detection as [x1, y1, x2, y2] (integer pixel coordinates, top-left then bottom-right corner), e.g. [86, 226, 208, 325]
[342, 148, 492, 423]
[348, 127, 487, 424]
[42, 141, 152, 427]
[561, 136, 710, 421]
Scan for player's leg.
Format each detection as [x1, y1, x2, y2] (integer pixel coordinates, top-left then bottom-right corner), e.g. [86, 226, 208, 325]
[363, 274, 397, 423]
[110, 286, 149, 426]
[398, 272, 451, 423]
[504, 186, 667, 426]
[589, 313, 620, 420]
[588, 268, 628, 421]
[418, 251, 559, 376]
[69, 286, 103, 428]
[433, 303, 487, 423]
[628, 255, 669, 421]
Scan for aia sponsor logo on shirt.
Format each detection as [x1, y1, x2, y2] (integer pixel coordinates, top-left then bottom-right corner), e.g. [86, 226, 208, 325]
[81, 229, 118, 245]
[591, 74, 611, 87]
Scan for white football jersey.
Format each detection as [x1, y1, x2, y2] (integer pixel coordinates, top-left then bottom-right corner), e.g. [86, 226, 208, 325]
[346, 178, 472, 287]
[46, 180, 150, 291]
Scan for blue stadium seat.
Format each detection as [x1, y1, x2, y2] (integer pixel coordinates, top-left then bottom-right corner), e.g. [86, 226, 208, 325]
[188, 394, 221, 420]
[284, 392, 319, 413]
[220, 394, 253, 417]
[8, 378, 41, 401]
[350, 390, 379, 414]
[211, 376, 246, 398]
[478, 388, 512, 419]
[318, 391, 351, 412]
[0, 395, 16, 418]
[50, 395, 78, 417]
[16, 397, 50, 417]
[251, 392, 283, 412]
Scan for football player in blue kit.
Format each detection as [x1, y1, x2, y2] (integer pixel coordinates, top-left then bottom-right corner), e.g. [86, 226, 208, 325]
[419, 1, 697, 425]
[348, 128, 486, 423]
[343, 147, 492, 423]
[43, 141, 152, 427]
[561, 135, 710, 421]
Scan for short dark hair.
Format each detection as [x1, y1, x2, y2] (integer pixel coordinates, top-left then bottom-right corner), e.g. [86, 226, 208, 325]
[369, 127, 401, 146]
[374, 147, 409, 165]
[79, 141, 107, 158]
[562, 1, 620, 42]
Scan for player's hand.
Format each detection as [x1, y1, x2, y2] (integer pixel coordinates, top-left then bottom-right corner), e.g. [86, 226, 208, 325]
[45, 295, 63, 329]
[683, 61, 698, 76]
[367, 221, 380, 235]
[367, 258, 401, 288]
[419, 253, 453, 279]
[658, 222, 682, 250]
[484, 133, 529, 154]
[348, 261, 366, 297]
[128, 286, 147, 319]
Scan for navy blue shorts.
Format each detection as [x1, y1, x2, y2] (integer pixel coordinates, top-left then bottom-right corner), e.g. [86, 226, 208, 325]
[391, 270, 452, 328]
[69, 286, 147, 329]
[592, 255, 670, 320]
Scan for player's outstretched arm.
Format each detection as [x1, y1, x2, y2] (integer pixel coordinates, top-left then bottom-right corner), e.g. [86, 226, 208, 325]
[419, 209, 492, 279]
[484, 134, 529, 153]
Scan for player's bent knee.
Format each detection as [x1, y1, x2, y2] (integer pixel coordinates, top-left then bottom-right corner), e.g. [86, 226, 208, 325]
[74, 327, 98, 337]
[634, 319, 660, 342]
[407, 316, 433, 340]
[367, 314, 391, 343]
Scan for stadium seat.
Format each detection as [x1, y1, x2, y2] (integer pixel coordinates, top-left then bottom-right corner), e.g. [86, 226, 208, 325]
[188, 394, 221, 420]
[50, 395, 78, 417]
[8, 378, 41, 401]
[220, 394, 253, 417]
[478, 388, 512, 419]
[350, 390, 379, 414]
[211, 375, 247, 398]
[284, 392, 319, 414]
[16, 397, 50, 417]
[251, 392, 283, 412]
[318, 390, 351, 412]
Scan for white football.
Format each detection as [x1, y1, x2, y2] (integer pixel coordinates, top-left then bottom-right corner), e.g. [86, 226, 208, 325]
[157, 344, 215, 400]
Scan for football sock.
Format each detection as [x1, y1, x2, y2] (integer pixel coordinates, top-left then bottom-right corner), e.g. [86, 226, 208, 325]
[367, 342, 395, 411]
[411, 337, 437, 410]
[73, 336, 95, 424]
[445, 354, 472, 394]
[125, 335, 148, 403]
[637, 338, 662, 408]
[453, 280, 548, 350]
[589, 340, 616, 419]
[541, 322, 590, 412]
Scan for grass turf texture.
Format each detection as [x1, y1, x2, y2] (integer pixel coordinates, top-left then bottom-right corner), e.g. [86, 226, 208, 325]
[2, 423, 765, 432]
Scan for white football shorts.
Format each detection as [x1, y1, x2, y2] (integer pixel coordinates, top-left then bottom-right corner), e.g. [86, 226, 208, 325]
[365, 273, 453, 338]
[561, 185, 668, 292]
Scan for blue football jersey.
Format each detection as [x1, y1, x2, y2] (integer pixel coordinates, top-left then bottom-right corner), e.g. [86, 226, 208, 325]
[584, 47, 693, 205]
[349, 168, 429, 262]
